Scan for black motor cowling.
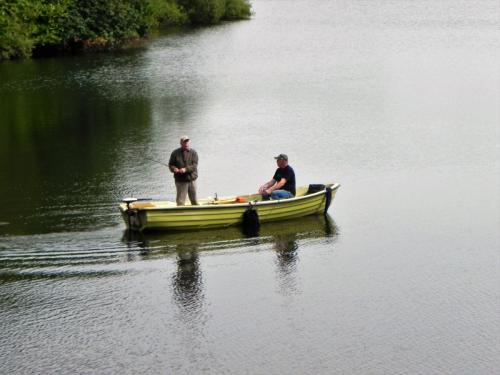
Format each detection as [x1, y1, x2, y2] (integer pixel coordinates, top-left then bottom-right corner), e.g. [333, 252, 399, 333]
[306, 184, 326, 195]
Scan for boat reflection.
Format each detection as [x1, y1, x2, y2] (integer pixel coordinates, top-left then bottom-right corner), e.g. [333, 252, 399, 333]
[121, 214, 339, 256]
[122, 215, 339, 318]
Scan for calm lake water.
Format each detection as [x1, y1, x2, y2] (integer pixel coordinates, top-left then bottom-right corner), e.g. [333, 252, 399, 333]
[0, 0, 498, 373]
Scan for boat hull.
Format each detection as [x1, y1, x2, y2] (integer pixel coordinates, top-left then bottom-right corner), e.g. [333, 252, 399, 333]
[120, 183, 339, 232]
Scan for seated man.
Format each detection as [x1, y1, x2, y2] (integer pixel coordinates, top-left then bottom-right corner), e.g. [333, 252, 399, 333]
[258, 154, 296, 200]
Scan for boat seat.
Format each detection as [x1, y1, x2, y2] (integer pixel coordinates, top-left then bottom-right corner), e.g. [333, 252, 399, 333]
[130, 202, 156, 209]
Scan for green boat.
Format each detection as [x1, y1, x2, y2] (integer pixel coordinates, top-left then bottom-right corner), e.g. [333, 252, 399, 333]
[119, 183, 340, 232]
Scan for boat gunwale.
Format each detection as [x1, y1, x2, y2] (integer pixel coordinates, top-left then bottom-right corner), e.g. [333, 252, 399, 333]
[124, 183, 340, 212]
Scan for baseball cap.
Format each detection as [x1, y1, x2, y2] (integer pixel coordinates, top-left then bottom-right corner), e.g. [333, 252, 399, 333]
[274, 153, 288, 161]
[180, 135, 190, 142]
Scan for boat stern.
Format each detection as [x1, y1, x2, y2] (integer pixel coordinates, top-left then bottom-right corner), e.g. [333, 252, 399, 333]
[120, 198, 145, 231]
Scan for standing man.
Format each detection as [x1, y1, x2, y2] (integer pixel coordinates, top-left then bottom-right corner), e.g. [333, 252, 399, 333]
[258, 153, 296, 200]
[169, 135, 199, 205]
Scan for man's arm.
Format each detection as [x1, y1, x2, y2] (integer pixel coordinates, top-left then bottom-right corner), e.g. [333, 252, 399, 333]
[168, 151, 179, 173]
[259, 178, 276, 194]
[265, 178, 287, 194]
[184, 150, 198, 173]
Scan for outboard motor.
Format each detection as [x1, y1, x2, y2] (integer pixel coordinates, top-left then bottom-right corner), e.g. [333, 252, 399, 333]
[122, 198, 140, 230]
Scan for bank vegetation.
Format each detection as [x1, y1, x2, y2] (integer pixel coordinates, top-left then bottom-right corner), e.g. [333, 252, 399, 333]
[0, 0, 252, 60]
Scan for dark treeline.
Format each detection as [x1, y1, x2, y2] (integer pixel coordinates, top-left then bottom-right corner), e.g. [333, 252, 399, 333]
[0, 0, 252, 60]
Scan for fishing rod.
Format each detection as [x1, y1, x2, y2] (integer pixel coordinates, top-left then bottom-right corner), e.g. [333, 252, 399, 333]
[144, 157, 169, 167]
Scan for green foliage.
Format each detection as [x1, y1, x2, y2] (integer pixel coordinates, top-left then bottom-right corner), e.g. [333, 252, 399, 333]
[179, 0, 225, 25]
[33, 0, 71, 46]
[148, 0, 188, 26]
[178, 0, 251, 25]
[0, 0, 39, 59]
[0, 0, 252, 60]
[223, 0, 251, 20]
[64, 0, 152, 42]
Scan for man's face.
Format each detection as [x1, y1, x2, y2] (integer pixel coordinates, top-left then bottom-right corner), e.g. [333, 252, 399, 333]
[276, 159, 287, 168]
[181, 140, 190, 150]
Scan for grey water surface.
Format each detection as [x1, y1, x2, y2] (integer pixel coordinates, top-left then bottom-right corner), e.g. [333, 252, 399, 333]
[0, 0, 498, 374]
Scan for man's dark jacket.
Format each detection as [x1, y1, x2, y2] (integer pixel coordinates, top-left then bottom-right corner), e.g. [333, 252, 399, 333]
[168, 148, 198, 182]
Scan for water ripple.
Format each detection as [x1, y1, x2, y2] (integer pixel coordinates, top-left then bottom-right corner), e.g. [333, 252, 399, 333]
[0, 216, 338, 283]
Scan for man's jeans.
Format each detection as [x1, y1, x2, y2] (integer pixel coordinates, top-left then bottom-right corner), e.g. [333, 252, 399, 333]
[270, 190, 293, 199]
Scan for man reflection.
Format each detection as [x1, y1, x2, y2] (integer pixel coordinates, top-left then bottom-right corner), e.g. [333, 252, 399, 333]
[271, 215, 339, 294]
[122, 232, 205, 318]
[172, 244, 204, 316]
[273, 233, 299, 294]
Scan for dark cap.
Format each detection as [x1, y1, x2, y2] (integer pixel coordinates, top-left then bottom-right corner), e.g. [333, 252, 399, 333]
[274, 153, 288, 161]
